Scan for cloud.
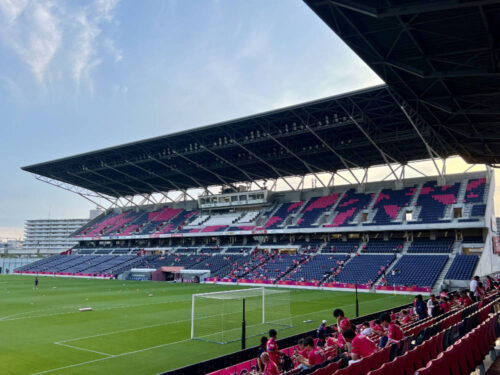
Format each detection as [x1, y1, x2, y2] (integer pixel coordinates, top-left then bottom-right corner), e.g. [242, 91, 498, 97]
[0, 0, 121, 87]
[0, 0, 61, 84]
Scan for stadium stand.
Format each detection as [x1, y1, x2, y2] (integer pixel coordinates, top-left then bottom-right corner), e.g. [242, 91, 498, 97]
[385, 255, 448, 287]
[407, 238, 454, 254]
[333, 255, 395, 286]
[445, 255, 479, 280]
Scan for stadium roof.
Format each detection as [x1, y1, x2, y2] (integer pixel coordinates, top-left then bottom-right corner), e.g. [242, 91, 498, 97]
[22, 85, 455, 197]
[305, 0, 500, 165]
[22, 0, 500, 198]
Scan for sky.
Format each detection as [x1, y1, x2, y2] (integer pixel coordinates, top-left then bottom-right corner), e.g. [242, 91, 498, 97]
[0, 0, 498, 239]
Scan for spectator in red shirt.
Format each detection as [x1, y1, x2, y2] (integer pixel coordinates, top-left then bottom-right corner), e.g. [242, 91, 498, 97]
[257, 336, 268, 373]
[372, 319, 384, 336]
[440, 297, 451, 313]
[400, 310, 411, 325]
[342, 329, 377, 361]
[260, 352, 279, 375]
[296, 336, 326, 370]
[459, 290, 473, 307]
[378, 313, 404, 347]
[333, 308, 351, 349]
[390, 310, 397, 322]
[266, 329, 281, 367]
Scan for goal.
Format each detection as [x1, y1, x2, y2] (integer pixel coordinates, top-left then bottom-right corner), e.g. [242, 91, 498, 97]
[190, 287, 292, 344]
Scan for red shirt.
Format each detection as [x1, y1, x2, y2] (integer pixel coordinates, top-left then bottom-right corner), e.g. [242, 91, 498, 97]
[308, 347, 326, 366]
[373, 324, 384, 334]
[460, 296, 473, 306]
[401, 315, 410, 324]
[266, 337, 279, 365]
[390, 313, 396, 321]
[440, 301, 451, 313]
[264, 361, 279, 375]
[388, 323, 404, 341]
[351, 335, 376, 358]
[338, 317, 351, 331]
[326, 337, 336, 347]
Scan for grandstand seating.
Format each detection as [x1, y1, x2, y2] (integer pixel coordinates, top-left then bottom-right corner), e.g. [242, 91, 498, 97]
[445, 255, 478, 280]
[264, 202, 303, 229]
[471, 204, 487, 217]
[244, 253, 306, 281]
[407, 238, 454, 253]
[411, 181, 460, 223]
[286, 254, 349, 282]
[463, 178, 487, 203]
[72, 176, 490, 238]
[334, 255, 395, 285]
[362, 238, 404, 253]
[323, 238, 360, 253]
[463, 236, 484, 243]
[385, 255, 448, 287]
[292, 193, 340, 228]
[365, 186, 416, 225]
[324, 189, 371, 227]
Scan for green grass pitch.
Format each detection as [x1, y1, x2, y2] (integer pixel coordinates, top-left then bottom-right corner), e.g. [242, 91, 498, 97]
[0, 275, 412, 375]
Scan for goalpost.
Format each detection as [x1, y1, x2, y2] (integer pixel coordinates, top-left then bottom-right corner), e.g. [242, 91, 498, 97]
[191, 287, 292, 344]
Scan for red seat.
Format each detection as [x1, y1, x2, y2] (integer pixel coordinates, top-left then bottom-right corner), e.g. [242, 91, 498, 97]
[399, 348, 417, 375]
[445, 345, 462, 375]
[367, 362, 391, 375]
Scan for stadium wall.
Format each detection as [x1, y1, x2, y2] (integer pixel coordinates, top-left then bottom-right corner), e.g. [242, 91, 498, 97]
[476, 172, 500, 276]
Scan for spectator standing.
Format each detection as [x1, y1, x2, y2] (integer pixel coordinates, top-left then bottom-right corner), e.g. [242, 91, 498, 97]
[415, 295, 428, 320]
[316, 320, 328, 347]
[427, 294, 437, 317]
[470, 275, 480, 301]
[266, 329, 281, 368]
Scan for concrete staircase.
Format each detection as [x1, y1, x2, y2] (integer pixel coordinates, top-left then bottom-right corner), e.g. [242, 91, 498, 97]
[433, 254, 456, 293]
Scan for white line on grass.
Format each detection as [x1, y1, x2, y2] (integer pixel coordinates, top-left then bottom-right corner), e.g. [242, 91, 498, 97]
[31, 294, 401, 374]
[54, 342, 113, 357]
[30, 338, 192, 375]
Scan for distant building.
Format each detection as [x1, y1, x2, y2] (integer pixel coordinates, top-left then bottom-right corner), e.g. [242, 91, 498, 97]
[23, 218, 89, 255]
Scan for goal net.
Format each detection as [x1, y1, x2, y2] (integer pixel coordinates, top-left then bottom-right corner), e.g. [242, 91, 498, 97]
[191, 287, 292, 344]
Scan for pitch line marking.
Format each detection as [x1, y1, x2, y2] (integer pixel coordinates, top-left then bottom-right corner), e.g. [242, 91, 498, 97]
[54, 342, 113, 357]
[31, 295, 400, 374]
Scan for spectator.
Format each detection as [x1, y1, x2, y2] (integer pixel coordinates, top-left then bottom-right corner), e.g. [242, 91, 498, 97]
[427, 294, 437, 316]
[296, 336, 326, 370]
[372, 319, 384, 335]
[360, 321, 372, 336]
[470, 275, 480, 301]
[266, 329, 281, 368]
[475, 281, 486, 301]
[415, 295, 428, 320]
[400, 310, 411, 324]
[440, 297, 451, 313]
[257, 336, 268, 372]
[390, 310, 397, 322]
[342, 328, 377, 362]
[316, 320, 328, 347]
[459, 290, 473, 307]
[333, 308, 351, 349]
[440, 289, 449, 299]
[260, 352, 279, 375]
[378, 313, 404, 347]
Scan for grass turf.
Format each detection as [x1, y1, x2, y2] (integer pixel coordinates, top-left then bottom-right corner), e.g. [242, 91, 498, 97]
[0, 275, 412, 375]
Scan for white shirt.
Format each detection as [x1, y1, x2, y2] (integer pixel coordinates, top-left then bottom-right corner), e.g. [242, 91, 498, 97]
[470, 279, 478, 293]
[361, 327, 372, 336]
[427, 299, 435, 316]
